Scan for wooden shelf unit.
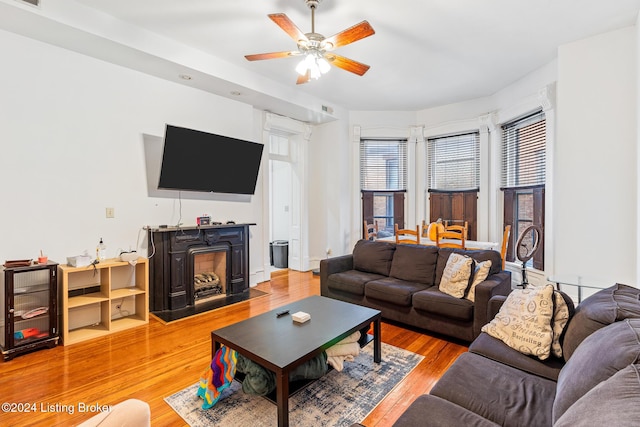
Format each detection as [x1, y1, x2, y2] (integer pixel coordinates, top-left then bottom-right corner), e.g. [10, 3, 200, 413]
[59, 258, 148, 345]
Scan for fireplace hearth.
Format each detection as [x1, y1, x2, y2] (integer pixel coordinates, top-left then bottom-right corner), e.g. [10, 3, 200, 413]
[147, 223, 255, 319]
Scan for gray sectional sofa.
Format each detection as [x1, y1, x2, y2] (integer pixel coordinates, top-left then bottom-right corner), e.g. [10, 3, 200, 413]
[393, 283, 640, 427]
[320, 239, 512, 342]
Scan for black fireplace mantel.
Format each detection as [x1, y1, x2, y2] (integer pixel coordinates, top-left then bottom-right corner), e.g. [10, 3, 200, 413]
[147, 223, 255, 313]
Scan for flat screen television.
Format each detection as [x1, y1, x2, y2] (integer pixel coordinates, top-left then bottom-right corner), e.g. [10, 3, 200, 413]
[158, 124, 264, 195]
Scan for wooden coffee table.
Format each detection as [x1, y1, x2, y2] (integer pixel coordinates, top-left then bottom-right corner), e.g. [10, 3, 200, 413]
[210, 295, 382, 427]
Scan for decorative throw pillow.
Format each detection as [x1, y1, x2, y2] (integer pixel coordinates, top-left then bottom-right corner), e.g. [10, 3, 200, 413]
[481, 284, 555, 360]
[465, 260, 492, 302]
[551, 291, 570, 358]
[439, 253, 474, 298]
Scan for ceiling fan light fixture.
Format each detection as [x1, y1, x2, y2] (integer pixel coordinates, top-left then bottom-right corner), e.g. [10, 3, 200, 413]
[295, 57, 309, 76]
[296, 51, 330, 79]
[317, 56, 330, 74]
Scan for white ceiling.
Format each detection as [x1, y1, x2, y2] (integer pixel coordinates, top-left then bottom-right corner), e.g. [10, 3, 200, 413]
[3, 0, 640, 120]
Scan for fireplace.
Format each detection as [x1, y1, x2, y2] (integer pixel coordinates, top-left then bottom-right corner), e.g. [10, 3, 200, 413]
[190, 247, 227, 304]
[147, 223, 254, 318]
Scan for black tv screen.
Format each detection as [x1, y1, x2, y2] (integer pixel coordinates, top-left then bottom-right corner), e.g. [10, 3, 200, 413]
[158, 125, 264, 195]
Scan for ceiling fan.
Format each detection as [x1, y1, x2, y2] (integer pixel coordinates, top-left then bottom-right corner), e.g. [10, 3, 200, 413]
[245, 0, 375, 84]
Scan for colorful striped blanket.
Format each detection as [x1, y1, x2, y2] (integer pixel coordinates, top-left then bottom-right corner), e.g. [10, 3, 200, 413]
[197, 345, 238, 409]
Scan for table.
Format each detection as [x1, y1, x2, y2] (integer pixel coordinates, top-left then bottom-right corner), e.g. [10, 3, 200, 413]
[378, 235, 499, 251]
[547, 275, 610, 303]
[210, 296, 382, 427]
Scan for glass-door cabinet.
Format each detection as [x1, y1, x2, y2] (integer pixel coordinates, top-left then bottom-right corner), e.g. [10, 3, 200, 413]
[1, 261, 59, 360]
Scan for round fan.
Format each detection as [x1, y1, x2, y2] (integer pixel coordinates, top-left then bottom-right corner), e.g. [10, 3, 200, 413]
[245, 0, 375, 84]
[515, 225, 542, 288]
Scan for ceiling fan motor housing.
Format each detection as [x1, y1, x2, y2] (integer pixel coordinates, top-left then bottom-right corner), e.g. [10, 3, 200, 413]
[305, 0, 322, 9]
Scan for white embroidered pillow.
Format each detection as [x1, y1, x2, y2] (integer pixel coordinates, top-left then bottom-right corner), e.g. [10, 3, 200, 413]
[551, 291, 570, 358]
[465, 260, 492, 302]
[481, 284, 555, 360]
[439, 253, 474, 299]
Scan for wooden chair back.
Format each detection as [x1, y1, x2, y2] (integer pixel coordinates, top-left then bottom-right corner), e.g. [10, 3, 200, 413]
[395, 224, 420, 245]
[501, 225, 511, 270]
[435, 228, 466, 249]
[421, 220, 429, 237]
[364, 220, 378, 240]
[444, 221, 468, 239]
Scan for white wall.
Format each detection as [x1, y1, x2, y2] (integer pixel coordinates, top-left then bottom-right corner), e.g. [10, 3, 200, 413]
[555, 26, 638, 285]
[308, 119, 352, 267]
[0, 29, 267, 283]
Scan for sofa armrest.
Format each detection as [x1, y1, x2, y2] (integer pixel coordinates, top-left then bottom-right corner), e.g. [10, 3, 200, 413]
[472, 271, 512, 338]
[487, 295, 508, 320]
[392, 395, 499, 427]
[320, 255, 354, 296]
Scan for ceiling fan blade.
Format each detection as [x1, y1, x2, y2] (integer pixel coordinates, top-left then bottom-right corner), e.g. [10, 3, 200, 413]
[296, 70, 311, 85]
[245, 51, 299, 61]
[325, 53, 371, 76]
[323, 21, 375, 50]
[269, 13, 309, 44]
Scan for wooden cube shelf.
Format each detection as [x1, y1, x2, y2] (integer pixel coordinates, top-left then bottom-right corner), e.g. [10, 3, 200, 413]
[59, 258, 148, 345]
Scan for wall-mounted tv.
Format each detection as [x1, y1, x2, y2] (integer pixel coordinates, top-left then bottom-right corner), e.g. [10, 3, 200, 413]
[158, 124, 264, 195]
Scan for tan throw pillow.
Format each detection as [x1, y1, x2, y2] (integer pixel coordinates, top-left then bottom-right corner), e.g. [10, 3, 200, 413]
[439, 253, 474, 298]
[481, 284, 555, 360]
[465, 260, 492, 302]
[551, 291, 570, 358]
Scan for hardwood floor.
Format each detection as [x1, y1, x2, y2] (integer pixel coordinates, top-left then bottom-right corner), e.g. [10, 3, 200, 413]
[0, 270, 468, 426]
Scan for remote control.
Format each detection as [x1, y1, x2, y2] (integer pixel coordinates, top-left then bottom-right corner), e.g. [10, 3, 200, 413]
[276, 310, 290, 317]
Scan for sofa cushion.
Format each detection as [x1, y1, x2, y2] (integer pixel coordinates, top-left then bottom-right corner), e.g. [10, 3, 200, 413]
[481, 284, 555, 360]
[469, 332, 565, 381]
[392, 395, 500, 427]
[352, 239, 396, 276]
[389, 244, 439, 285]
[365, 277, 429, 306]
[327, 270, 386, 296]
[413, 287, 474, 321]
[439, 253, 474, 298]
[465, 260, 492, 302]
[554, 364, 640, 427]
[430, 352, 556, 427]
[435, 248, 502, 286]
[562, 283, 640, 361]
[553, 319, 640, 423]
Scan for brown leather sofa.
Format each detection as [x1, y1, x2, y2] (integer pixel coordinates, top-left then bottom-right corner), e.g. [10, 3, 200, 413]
[320, 239, 512, 342]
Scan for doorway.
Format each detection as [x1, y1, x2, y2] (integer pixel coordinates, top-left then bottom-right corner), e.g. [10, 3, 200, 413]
[263, 113, 311, 275]
[270, 155, 292, 273]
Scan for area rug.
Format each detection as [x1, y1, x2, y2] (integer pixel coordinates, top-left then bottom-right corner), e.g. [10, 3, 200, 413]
[165, 342, 424, 426]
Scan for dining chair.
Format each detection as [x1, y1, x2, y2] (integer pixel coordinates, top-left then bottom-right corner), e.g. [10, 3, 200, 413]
[395, 224, 420, 244]
[444, 221, 468, 239]
[435, 228, 466, 249]
[501, 225, 511, 270]
[363, 220, 378, 240]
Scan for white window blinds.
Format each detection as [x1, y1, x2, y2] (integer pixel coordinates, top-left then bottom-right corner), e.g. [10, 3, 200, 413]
[360, 139, 407, 191]
[501, 111, 546, 188]
[426, 132, 480, 191]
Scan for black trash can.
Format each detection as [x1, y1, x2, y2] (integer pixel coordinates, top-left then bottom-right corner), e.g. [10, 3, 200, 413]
[270, 240, 289, 268]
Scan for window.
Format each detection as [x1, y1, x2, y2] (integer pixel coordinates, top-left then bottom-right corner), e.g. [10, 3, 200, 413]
[426, 132, 480, 239]
[427, 132, 480, 191]
[360, 139, 407, 237]
[501, 111, 546, 269]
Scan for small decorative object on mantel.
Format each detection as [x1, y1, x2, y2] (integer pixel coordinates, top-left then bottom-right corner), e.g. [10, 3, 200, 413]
[3, 259, 32, 268]
[197, 215, 211, 226]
